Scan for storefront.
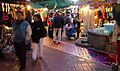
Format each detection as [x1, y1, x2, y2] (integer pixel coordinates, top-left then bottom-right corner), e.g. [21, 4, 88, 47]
[75, 0, 117, 53]
[71, 0, 115, 37]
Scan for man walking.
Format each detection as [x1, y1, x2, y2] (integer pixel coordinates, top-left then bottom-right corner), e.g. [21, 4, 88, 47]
[53, 12, 64, 44]
[12, 11, 32, 71]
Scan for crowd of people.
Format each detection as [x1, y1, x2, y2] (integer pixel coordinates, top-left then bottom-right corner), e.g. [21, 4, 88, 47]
[0, 5, 119, 71]
[0, 10, 81, 71]
[47, 11, 81, 41]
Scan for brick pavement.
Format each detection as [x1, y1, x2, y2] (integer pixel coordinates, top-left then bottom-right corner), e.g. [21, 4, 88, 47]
[0, 37, 111, 71]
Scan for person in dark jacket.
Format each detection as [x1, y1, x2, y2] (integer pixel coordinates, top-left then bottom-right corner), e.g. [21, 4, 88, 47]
[53, 12, 64, 44]
[73, 14, 81, 38]
[25, 10, 32, 50]
[7, 14, 14, 27]
[25, 10, 32, 25]
[31, 14, 46, 63]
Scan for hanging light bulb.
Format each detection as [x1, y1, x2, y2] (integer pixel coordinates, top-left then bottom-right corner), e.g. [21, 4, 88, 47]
[27, 5, 31, 10]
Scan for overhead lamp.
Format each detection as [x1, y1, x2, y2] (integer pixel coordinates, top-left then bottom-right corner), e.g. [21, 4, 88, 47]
[27, 5, 31, 10]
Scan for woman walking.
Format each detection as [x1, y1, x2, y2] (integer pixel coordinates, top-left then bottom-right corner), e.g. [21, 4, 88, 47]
[31, 14, 47, 63]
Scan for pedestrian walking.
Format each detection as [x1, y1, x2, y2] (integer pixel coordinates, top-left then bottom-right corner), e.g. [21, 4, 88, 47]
[47, 13, 54, 39]
[25, 10, 32, 50]
[7, 14, 14, 27]
[31, 14, 47, 63]
[73, 13, 81, 39]
[12, 11, 32, 71]
[52, 12, 64, 44]
[112, 4, 120, 71]
[112, 22, 120, 71]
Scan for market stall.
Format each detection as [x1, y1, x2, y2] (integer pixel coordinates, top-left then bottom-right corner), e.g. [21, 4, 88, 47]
[75, 0, 117, 53]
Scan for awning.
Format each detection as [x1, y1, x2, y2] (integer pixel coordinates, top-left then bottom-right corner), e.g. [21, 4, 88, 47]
[30, 2, 43, 9]
[38, 1, 71, 9]
[38, 1, 56, 9]
[56, 2, 70, 9]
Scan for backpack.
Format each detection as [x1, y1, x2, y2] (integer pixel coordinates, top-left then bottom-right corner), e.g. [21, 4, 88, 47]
[13, 21, 29, 43]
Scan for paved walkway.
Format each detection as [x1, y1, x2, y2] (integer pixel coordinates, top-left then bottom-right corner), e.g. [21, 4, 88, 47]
[0, 37, 111, 71]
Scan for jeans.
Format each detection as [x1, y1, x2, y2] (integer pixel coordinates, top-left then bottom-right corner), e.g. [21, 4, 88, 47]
[14, 41, 26, 69]
[53, 28, 62, 42]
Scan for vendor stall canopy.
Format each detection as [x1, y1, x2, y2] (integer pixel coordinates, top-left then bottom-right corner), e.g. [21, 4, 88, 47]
[30, 2, 43, 9]
[31, 0, 72, 9]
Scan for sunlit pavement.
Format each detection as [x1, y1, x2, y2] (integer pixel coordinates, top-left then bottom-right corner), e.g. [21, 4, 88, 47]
[0, 36, 111, 71]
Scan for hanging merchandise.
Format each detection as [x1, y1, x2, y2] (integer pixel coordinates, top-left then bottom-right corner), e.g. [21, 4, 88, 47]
[2, 3, 9, 21]
[98, 10, 103, 19]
